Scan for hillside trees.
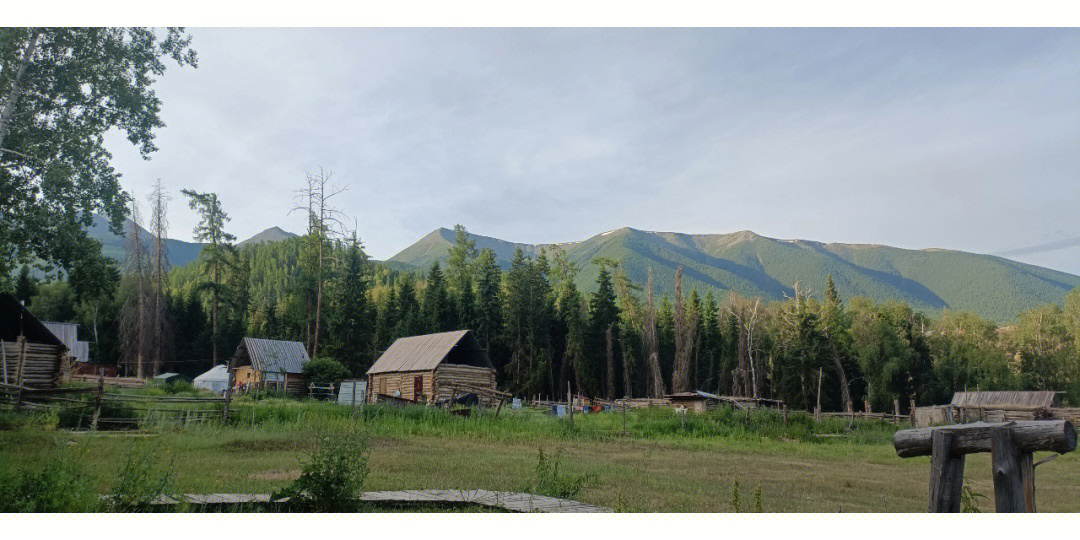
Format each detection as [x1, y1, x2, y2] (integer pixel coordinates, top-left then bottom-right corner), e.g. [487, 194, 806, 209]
[324, 233, 373, 375]
[0, 28, 196, 283]
[588, 263, 620, 399]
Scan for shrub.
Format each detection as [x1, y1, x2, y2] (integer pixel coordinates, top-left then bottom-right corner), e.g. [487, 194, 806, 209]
[102, 444, 176, 512]
[0, 447, 97, 512]
[523, 448, 594, 500]
[303, 357, 351, 386]
[273, 422, 370, 511]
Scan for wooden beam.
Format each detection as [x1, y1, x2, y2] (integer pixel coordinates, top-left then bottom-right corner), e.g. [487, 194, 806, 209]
[894, 420, 1076, 458]
[928, 430, 965, 512]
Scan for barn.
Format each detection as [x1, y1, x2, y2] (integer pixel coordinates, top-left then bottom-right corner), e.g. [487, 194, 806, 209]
[0, 293, 67, 388]
[231, 337, 311, 395]
[366, 330, 496, 404]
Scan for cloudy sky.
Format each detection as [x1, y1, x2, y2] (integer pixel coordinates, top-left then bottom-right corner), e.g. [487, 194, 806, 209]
[105, 28, 1080, 273]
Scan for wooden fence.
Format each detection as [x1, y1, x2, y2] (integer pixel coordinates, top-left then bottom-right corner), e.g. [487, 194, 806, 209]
[0, 374, 230, 429]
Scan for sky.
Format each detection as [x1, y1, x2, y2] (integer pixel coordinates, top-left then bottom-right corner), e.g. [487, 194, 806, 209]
[104, 28, 1080, 274]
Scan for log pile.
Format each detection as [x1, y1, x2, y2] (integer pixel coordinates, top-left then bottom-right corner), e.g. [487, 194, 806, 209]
[893, 420, 1076, 458]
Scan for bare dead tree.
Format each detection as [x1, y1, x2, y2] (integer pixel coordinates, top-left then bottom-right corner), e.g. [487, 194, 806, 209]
[119, 200, 150, 378]
[644, 268, 666, 398]
[671, 266, 699, 393]
[146, 180, 173, 376]
[291, 168, 348, 358]
[745, 296, 761, 398]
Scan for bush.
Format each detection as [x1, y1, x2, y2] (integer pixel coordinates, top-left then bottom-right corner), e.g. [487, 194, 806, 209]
[523, 448, 594, 500]
[0, 447, 97, 512]
[102, 444, 176, 512]
[273, 422, 370, 511]
[303, 357, 351, 386]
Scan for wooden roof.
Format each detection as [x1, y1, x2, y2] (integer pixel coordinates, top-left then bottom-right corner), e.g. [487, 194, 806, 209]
[234, 337, 311, 375]
[367, 330, 493, 375]
[0, 293, 65, 348]
[951, 391, 1060, 409]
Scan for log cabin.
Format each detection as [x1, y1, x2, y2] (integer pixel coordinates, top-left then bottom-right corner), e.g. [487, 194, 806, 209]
[366, 330, 496, 404]
[231, 337, 311, 395]
[1, 293, 67, 388]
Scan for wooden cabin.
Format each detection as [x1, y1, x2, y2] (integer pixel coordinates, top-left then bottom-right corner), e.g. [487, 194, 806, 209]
[666, 391, 722, 413]
[1, 293, 67, 388]
[231, 337, 311, 395]
[366, 330, 496, 404]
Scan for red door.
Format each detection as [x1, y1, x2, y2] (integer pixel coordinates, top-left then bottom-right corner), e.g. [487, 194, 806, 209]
[414, 376, 423, 401]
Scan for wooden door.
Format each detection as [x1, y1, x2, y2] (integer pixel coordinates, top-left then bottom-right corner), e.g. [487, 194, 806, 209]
[414, 375, 423, 401]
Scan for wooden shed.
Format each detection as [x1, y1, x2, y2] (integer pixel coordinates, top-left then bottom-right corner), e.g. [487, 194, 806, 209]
[666, 391, 722, 413]
[1, 293, 66, 388]
[366, 330, 496, 404]
[231, 337, 311, 395]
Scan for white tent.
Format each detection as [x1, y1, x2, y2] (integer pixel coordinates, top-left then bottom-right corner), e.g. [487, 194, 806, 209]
[194, 365, 230, 394]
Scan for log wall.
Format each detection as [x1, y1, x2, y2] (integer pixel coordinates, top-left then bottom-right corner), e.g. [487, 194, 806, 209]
[433, 364, 496, 401]
[0, 339, 62, 388]
[368, 371, 434, 402]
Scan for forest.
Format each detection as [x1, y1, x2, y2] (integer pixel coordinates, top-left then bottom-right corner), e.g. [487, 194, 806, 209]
[9, 193, 1080, 412]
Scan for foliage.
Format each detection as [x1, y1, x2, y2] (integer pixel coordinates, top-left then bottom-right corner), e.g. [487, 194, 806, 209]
[960, 484, 986, 513]
[272, 422, 371, 511]
[102, 444, 176, 512]
[0, 447, 97, 512]
[0, 28, 196, 282]
[303, 357, 351, 386]
[523, 447, 594, 500]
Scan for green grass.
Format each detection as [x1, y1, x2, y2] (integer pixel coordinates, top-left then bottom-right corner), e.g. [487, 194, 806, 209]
[2, 398, 1078, 512]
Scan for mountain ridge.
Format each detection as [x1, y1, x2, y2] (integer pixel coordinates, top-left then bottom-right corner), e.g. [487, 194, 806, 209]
[388, 226, 1080, 323]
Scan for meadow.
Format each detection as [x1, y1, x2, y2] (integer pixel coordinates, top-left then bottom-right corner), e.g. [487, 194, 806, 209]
[2, 393, 1078, 512]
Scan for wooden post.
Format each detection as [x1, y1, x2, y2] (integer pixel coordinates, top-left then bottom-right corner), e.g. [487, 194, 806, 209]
[893, 399, 900, 424]
[928, 430, 965, 512]
[14, 337, 27, 411]
[222, 370, 233, 422]
[1, 338, 7, 385]
[990, 426, 1027, 512]
[864, 400, 871, 414]
[494, 398, 504, 418]
[782, 403, 788, 424]
[622, 399, 627, 433]
[910, 398, 916, 419]
[815, 367, 822, 421]
[567, 383, 573, 423]
[90, 370, 105, 431]
[1020, 452, 1035, 512]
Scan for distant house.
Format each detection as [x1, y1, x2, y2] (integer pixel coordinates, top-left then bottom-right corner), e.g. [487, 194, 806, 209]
[231, 337, 311, 395]
[0, 293, 66, 388]
[366, 330, 496, 403]
[666, 391, 722, 413]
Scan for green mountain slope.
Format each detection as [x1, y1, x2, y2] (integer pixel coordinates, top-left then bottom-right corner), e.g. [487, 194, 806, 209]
[88, 214, 205, 268]
[389, 227, 1080, 323]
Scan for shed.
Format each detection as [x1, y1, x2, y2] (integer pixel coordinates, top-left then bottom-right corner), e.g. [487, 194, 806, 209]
[152, 372, 192, 385]
[666, 391, 723, 413]
[0, 293, 66, 388]
[43, 321, 92, 372]
[194, 365, 231, 394]
[366, 330, 495, 403]
[231, 337, 311, 395]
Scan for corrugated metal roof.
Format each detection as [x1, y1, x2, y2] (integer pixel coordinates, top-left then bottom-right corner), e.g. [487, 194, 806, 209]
[43, 322, 79, 350]
[367, 330, 492, 374]
[236, 337, 311, 374]
[951, 391, 1060, 409]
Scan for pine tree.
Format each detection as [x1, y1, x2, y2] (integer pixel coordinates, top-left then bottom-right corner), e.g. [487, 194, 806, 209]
[181, 189, 236, 368]
[422, 262, 454, 332]
[474, 249, 503, 352]
[588, 264, 619, 399]
[326, 233, 372, 374]
[14, 265, 37, 306]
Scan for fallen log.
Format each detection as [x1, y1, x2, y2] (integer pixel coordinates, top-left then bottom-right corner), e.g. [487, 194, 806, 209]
[893, 420, 1076, 458]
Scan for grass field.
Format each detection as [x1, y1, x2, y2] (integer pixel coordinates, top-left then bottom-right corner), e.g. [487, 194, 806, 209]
[1, 396, 1078, 512]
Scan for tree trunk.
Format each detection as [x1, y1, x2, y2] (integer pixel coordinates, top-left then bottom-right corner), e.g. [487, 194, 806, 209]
[0, 29, 41, 152]
[605, 323, 615, 400]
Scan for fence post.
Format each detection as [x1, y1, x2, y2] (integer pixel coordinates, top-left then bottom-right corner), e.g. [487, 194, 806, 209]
[990, 426, 1028, 512]
[13, 337, 27, 411]
[893, 399, 901, 424]
[90, 370, 105, 431]
[222, 370, 233, 422]
[928, 430, 965, 512]
[782, 402, 788, 424]
[864, 400, 872, 414]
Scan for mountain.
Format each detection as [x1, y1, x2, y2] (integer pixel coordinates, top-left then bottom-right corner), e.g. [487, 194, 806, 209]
[389, 227, 1080, 323]
[86, 216, 297, 268]
[87, 214, 205, 268]
[238, 227, 299, 246]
